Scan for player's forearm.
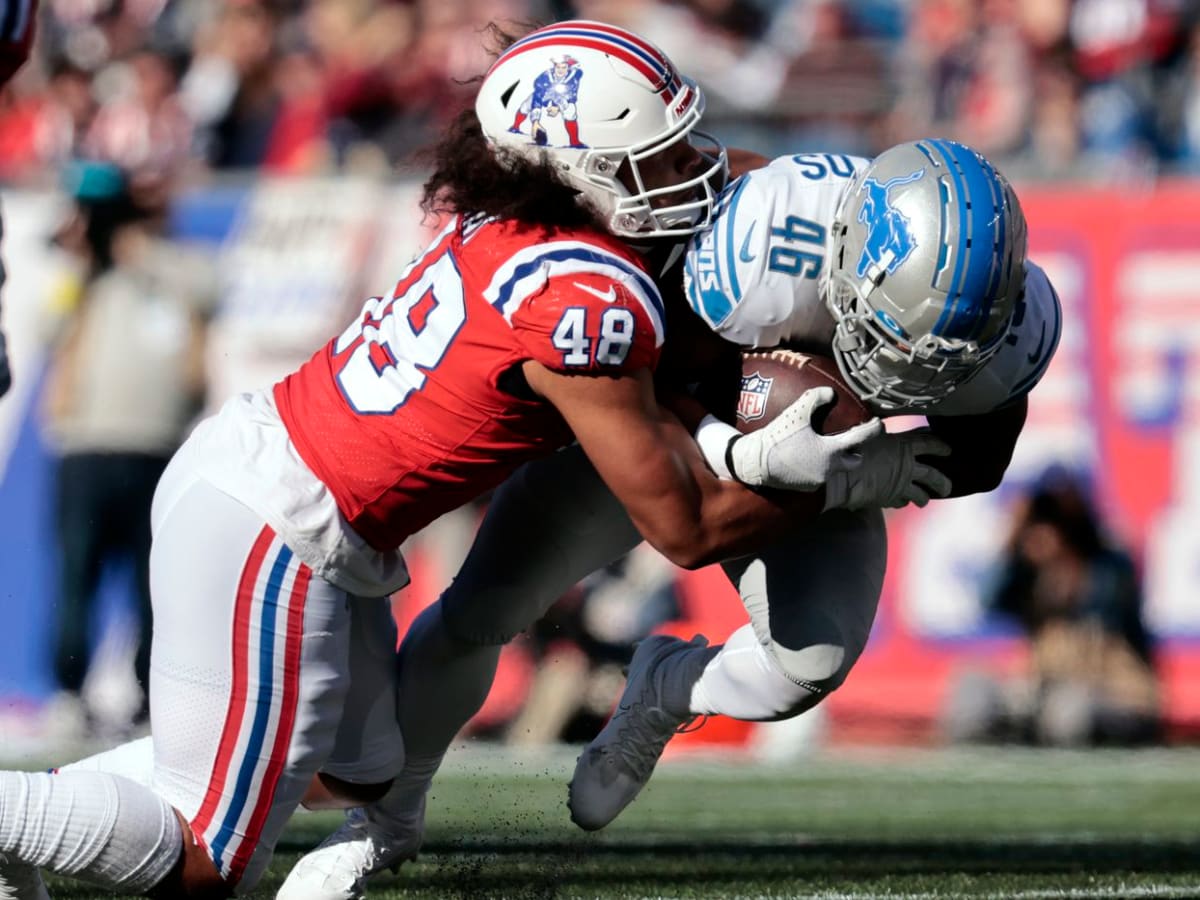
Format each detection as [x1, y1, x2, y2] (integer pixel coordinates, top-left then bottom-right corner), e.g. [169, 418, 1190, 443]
[626, 410, 824, 569]
[926, 400, 1027, 497]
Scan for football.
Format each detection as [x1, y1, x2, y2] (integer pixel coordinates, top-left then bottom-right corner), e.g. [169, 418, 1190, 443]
[736, 349, 871, 435]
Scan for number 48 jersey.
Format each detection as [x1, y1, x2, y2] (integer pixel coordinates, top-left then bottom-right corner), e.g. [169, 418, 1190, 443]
[273, 215, 665, 554]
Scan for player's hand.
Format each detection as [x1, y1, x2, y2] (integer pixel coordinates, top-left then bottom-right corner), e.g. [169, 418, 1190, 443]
[822, 427, 952, 511]
[727, 387, 884, 491]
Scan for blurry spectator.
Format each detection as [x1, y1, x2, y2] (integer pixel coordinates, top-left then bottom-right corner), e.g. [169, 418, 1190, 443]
[886, 0, 1036, 159]
[1161, 18, 1200, 171]
[84, 45, 193, 176]
[943, 468, 1161, 747]
[1067, 0, 1187, 176]
[181, 0, 281, 168]
[38, 161, 214, 737]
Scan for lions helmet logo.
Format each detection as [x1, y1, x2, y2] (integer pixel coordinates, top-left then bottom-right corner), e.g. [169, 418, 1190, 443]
[855, 169, 924, 279]
[737, 372, 773, 423]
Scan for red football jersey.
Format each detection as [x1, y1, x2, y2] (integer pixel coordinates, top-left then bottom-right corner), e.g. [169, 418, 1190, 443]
[274, 216, 666, 550]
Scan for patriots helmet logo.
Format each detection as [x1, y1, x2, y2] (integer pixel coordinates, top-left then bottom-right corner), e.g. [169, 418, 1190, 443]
[737, 372, 774, 423]
[855, 169, 924, 279]
[507, 54, 587, 149]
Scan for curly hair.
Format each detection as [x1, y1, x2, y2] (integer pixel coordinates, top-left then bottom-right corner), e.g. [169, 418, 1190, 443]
[415, 22, 607, 233]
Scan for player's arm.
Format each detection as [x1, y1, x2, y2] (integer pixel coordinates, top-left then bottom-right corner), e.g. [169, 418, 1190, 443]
[523, 361, 823, 570]
[924, 395, 1028, 497]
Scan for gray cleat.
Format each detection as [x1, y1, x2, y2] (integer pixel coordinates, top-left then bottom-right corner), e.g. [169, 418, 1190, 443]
[0, 854, 49, 900]
[568, 634, 716, 831]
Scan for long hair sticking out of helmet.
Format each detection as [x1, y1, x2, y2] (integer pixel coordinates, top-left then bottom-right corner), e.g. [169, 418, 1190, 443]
[419, 107, 607, 232]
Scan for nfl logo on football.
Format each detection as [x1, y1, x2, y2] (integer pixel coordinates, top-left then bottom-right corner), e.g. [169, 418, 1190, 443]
[737, 372, 773, 423]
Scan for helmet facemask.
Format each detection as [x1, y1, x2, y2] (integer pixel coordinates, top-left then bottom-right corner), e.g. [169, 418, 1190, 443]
[574, 109, 728, 239]
[824, 264, 1010, 410]
[821, 138, 1027, 411]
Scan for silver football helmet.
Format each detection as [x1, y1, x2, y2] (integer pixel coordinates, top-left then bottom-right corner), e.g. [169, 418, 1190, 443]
[475, 20, 727, 239]
[822, 139, 1028, 410]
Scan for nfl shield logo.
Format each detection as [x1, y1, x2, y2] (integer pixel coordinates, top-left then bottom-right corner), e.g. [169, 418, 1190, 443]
[737, 372, 773, 424]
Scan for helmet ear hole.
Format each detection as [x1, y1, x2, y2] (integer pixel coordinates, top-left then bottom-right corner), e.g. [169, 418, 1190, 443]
[499, 81, 519, 108]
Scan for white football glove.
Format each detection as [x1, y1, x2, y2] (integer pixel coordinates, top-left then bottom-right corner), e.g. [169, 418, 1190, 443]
[725, 386, 885, 491]
[822, 427, 952, 511]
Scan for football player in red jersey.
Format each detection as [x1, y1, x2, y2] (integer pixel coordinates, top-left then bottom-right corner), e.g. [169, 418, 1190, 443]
[0, 0, 37, 398]
[0, 20, 942, 900]
[276, 24, 954, 900]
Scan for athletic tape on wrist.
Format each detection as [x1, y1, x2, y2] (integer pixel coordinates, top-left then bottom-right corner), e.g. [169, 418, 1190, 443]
[692, 414, 741, 481]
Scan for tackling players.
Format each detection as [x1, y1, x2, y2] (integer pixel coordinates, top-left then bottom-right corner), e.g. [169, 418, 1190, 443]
[0, 20, 940, 900]
[279, 138, 1059, 897]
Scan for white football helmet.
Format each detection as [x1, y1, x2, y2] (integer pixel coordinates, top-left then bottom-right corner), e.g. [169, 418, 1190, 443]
[822, 138, 1028, 410]
[475, 20, 728, 239]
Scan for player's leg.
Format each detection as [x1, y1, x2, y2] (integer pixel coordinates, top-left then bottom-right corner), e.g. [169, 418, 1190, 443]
[50, 453, 106, 722]
[149, 474, 361, 894]
[0, 467, 359, 896]
[280, 445, 642, 899]
[563, 103, 585, 147]
[691, 507, 886, 718]
[396, 445, 640, 794]
[570, 507, 886, 830]
[296, 595, 405, 812]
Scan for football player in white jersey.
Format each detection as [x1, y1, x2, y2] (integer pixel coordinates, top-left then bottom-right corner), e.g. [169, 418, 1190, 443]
[567, 139, 1060, 829]
[279, 139, 1058, 897]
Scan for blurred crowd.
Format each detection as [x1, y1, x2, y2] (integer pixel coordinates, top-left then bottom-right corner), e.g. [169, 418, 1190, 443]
[943, 467, 1161, 748]
[0, 0, 1199, 192]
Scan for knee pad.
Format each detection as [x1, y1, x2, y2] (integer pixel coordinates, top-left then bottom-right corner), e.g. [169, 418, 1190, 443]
[769, 637, 848, 697]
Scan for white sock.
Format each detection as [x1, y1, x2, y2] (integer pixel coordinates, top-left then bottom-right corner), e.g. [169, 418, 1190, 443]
[689, 624, 819, 721]
[0, 771, 182, 893]
[56, 737, 154, 786]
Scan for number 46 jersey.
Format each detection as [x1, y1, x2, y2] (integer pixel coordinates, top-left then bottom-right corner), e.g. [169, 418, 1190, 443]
[683, 153, 1061, 417]
[188, 216, 664, 596]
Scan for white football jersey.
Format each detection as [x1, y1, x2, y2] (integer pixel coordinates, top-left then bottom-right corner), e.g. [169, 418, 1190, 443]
[683, 154, 1062, 417]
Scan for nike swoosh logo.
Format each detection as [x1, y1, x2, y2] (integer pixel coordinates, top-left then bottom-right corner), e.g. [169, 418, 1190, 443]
[574, 282, 618, 303]
[1026, 324, 1047, 364]
[739, 222, 757, 263]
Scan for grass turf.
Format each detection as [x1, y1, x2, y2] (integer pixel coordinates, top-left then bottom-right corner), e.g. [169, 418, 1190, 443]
[37, 745, 1200, 898]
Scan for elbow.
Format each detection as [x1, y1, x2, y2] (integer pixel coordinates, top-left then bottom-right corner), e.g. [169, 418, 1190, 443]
[662, 545, 715, 571]
[640, 525, 728, 571]
[949, 463, 1008, 498]
[645, 535, 710, 570]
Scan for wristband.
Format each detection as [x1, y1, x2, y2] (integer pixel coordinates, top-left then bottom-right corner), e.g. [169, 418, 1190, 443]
[692, 414, 740, 481]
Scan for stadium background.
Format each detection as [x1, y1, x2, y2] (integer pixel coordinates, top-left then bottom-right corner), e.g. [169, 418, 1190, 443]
[0, 0, 1199, 754]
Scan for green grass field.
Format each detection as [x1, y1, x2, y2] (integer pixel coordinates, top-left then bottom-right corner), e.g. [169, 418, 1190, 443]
[37, 745, 1200, 898]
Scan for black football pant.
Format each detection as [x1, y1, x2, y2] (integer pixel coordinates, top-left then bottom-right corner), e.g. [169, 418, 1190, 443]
[53, 451, 169, 704]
